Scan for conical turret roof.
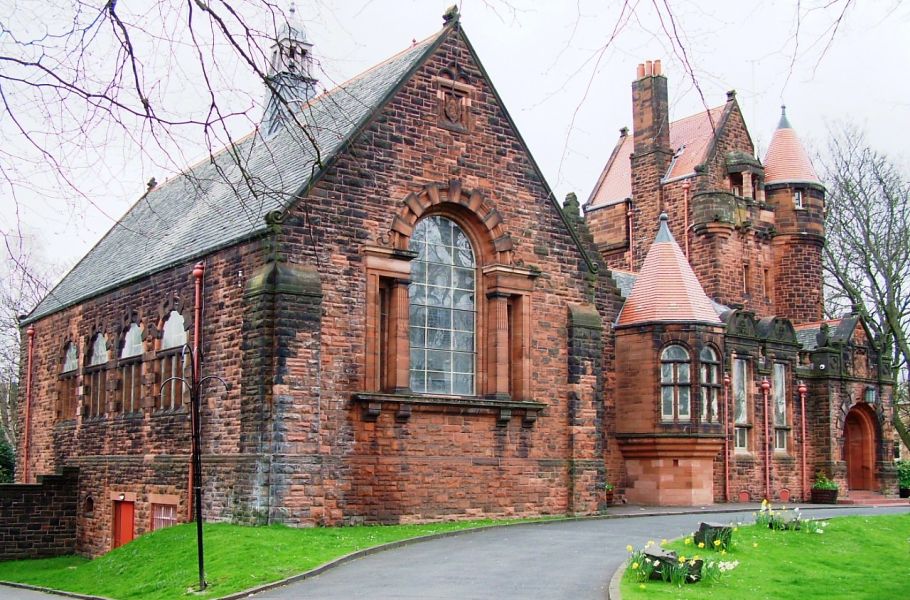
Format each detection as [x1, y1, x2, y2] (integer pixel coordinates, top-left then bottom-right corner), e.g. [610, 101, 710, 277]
[616, 214, 721, 326]
[764, 106, 820, 186]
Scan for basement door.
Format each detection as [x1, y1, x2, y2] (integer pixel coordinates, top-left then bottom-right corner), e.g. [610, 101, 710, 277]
[113, 500, 135, 548]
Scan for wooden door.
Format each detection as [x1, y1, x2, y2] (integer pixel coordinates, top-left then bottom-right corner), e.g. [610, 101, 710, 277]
[113, 501, 135, 548]
[845, 410, 873, 490]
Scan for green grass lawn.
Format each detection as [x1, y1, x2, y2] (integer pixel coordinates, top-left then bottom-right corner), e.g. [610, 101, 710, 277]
[620, 513, 910, 599]
[0, 519, 533, 600]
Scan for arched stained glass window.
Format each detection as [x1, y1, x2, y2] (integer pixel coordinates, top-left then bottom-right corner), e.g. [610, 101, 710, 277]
[408, 215, 476, 395]
[120, 323, 143, 413]
[660, 344, 690, 422]
[121, 323, 143, 359]
[85, 334, 108, 418]
[161, 311, 187, 349]
[159, 311, 188, 410]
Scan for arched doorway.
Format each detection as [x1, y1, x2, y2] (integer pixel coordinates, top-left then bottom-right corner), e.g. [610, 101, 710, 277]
[844, 405, 877, 490]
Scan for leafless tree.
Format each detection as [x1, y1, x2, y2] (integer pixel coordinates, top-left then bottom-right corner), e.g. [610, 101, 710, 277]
[821, 124, 910, 449]
[0, 233, 55, 448]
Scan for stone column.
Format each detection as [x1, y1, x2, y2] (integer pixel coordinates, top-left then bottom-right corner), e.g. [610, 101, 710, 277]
[390, 278, 411, 392]
[487, 292, 510, 399]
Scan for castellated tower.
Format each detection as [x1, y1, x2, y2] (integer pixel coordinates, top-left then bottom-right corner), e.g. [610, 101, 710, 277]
[764, 107, 825, 324]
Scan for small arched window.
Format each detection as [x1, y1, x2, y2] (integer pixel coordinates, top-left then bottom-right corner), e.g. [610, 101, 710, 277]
[158, 311, 188, 410]
[660, 344, 690, 422]
[119, 323, 143, 413]
[408, 215, 476, 395]
[699, 347, 721, 423]
[84, 334, 109, 418]
[58, 343, 79, 421]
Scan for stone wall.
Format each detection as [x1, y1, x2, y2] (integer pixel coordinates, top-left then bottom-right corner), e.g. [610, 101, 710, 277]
[0, 467, 78, 560]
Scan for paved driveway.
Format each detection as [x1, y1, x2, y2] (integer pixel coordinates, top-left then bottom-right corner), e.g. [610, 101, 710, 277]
[3, 505, 907, 600]
[250, 505, 909, 600]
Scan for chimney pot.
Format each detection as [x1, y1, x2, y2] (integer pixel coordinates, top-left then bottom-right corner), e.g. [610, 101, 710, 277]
[645, 60, 653, 76]
[654, 59, 662, 75]
[636, 63, 645, 79]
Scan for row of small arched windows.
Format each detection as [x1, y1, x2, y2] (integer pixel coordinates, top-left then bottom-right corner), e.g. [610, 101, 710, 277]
[57, 310, 189, 421]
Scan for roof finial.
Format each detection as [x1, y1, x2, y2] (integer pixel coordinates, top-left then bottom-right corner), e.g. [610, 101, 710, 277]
[777, 104, 791, 129]
[443, 5, 460, 25]
[654, 212, 673, 243]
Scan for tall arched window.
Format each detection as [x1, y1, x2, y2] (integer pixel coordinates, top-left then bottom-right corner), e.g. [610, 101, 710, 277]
[84, 334, 109, 418]
[408, 215, 476, 395]
[119, 323, 143, 413]
[660, 344, 690, 422]
[699, 346, 720, 423]
[158, 311, 188, 410]
[58, 343, 79, 421]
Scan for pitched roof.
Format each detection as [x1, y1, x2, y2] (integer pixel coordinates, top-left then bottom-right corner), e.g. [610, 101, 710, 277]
[586, 105, 724, 209]
[616, 214, 722, 327]
[586, 134, 633, 208]
[763, 106, 821, 186]
[26, 28, 448, 323]
[793, 317, 863, 351]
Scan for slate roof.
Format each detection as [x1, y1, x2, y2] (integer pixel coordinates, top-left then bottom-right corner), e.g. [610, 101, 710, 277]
[26, 29, 447, 323]
[586, 105, 725, 209]
[764, 106, 821, 186]
[616, 214, 722, 327]
[793, 317, 859, 351]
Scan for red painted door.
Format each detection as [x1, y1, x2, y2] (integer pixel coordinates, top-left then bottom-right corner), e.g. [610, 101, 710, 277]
[113, 501, 135, 548]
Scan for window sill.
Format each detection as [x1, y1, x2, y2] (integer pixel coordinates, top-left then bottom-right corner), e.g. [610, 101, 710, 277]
[351, 392, 546, 427]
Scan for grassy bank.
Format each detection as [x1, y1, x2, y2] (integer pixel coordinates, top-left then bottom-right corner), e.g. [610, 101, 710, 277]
[620, 513, 910, 599]
[0, 518, 530, 599]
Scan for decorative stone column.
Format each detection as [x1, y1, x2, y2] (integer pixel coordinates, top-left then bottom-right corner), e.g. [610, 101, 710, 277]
[486, 292, 510, 399]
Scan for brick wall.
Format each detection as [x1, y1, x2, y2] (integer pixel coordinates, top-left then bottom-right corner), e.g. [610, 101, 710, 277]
[0, 467, 78, 560]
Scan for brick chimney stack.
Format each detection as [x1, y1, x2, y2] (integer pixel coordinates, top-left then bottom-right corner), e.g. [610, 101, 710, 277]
[632, 60, 670, 157]
[628, 60, 673, 270]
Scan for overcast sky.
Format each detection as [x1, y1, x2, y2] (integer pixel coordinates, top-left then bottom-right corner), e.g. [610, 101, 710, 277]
[3, 0, 908, 285]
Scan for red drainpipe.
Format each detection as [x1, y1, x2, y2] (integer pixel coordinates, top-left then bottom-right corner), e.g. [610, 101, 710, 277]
[760, 377, 771, 501]
[626, 200, 634, 271]
[798, 381, 808, 501]
[22, 325, 35, 483]
[723, 372, 731, 502]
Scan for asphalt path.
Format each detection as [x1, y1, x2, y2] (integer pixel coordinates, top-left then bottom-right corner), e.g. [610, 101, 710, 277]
[250, 505, 909, 600]
[2, 505, 907, 600]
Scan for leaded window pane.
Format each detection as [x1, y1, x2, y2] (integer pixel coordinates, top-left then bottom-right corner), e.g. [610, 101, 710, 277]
[161, 311, 187, 349]
[775, 429, 788, 451]
[678, 387, 690, 419]
[733, 358, 748, 424]
[678, 363, 690, 383]
[662, 345, 689, 361]
[661, 386, 674, 420]
[63, 343, 79, 372]
[408, 216, 476, 396]
[660, 363, 673, 383]
[90, 334, 108, 366]
[773, 362, 787, 426]
[121, 324, 143, 358]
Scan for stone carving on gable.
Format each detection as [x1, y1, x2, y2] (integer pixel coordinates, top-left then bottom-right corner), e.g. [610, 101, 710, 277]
[436, 62, 473, 133]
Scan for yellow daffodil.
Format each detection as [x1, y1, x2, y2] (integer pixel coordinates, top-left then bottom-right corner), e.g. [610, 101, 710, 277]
[661, 538, 668, 546]
[632, 562, 639, 570]
[698, 542, 705, 548]
[626, 544, 633, 552]
[714, 540, 722, 547]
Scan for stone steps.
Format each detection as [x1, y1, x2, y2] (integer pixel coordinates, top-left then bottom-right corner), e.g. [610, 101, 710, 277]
[837, 491, 909, 506]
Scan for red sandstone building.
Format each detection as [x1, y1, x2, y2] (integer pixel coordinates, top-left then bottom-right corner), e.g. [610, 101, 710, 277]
[9, 14, 897, 558]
